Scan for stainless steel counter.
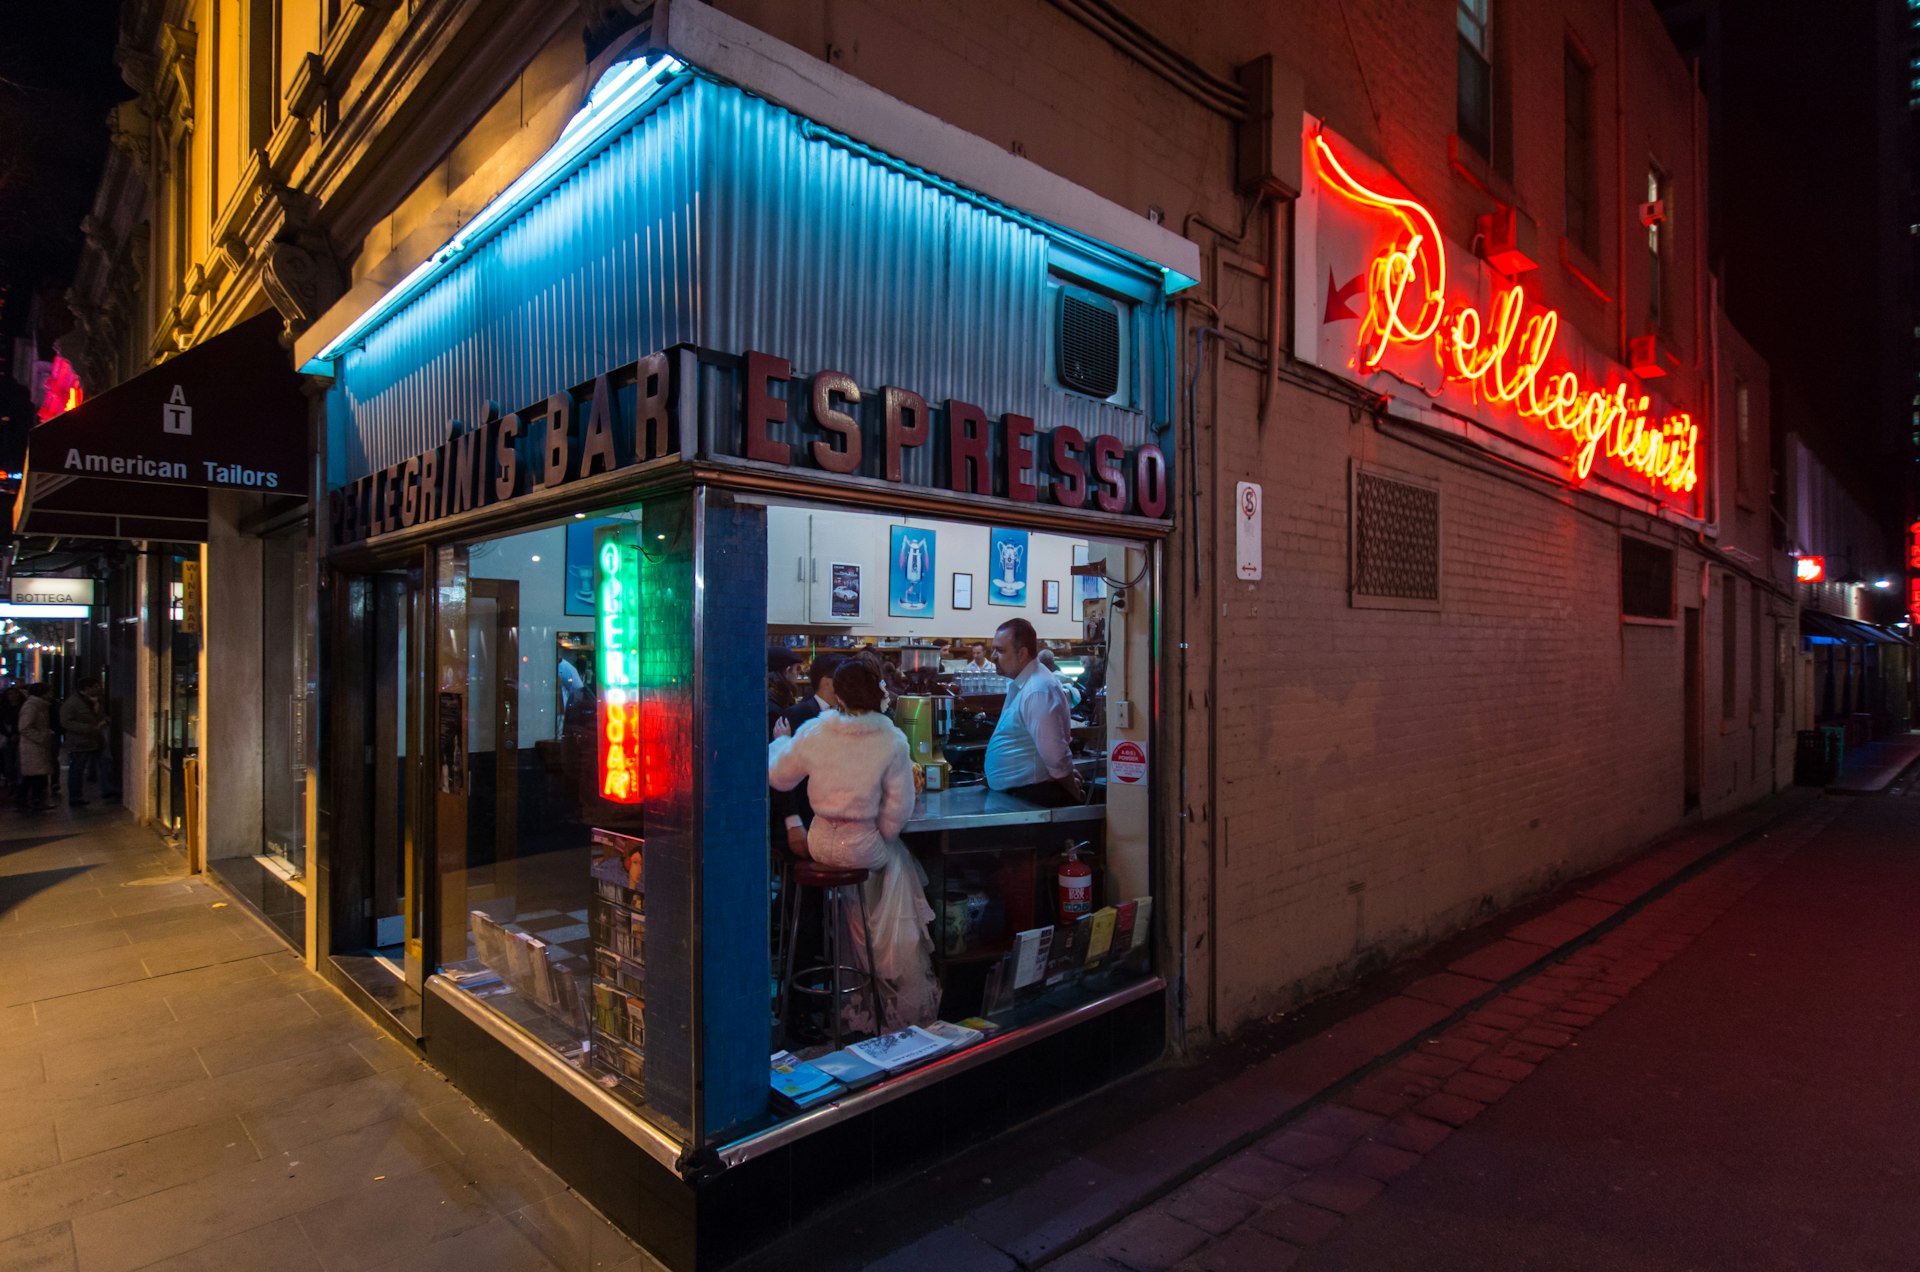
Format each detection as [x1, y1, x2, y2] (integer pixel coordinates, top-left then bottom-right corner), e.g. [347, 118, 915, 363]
[902, 786, 1106, 833]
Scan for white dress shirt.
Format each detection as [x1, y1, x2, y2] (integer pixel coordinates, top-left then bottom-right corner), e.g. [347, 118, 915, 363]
[984, 660, 1074, 790]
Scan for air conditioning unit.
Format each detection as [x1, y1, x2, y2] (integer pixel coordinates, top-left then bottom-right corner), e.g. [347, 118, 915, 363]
[1054, 286, 1124, 400]
[1474, 205, 1538, 275]
[1630, 334, 1666, 378]
[1638, 199, 1667, 226]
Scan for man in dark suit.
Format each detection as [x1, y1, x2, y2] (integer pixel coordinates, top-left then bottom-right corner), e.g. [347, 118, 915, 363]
[772, 652, 847, 857]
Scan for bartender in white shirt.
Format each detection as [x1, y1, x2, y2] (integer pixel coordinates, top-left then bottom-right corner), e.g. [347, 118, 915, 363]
[984, 618, 1085, 806]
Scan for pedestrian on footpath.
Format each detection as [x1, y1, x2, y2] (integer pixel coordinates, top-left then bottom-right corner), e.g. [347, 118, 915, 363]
[59, 676, 113, 807]
[0, 684, 23, 796]
[15, 683, 56, 811]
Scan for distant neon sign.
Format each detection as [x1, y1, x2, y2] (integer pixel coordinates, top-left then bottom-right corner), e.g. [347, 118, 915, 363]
[1909, 521, 1920, 623]
[595, 525, 642, 804]
[1795, 556, 1825, 583]
[1311, 135, 1700, 497]
[37, 356, 82, 423]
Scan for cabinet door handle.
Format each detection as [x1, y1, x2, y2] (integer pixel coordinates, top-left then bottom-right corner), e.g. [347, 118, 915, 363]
[799, 556, 808, 583]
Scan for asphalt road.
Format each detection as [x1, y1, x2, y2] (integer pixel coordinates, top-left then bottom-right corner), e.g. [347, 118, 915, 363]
[1292, 786, 1920, 1272]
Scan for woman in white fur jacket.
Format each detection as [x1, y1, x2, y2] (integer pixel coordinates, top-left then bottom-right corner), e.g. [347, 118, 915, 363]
[769, 659, 940, 1027]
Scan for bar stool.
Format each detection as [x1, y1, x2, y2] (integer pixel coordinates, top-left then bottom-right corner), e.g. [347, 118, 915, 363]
[779, 861, 886, 1050]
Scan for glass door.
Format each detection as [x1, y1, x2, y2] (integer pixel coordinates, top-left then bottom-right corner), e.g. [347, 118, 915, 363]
[380, 569, 428, 985]
[157, 552, 201, 836]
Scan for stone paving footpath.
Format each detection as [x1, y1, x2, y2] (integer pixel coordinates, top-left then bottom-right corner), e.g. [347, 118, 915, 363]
[0, 810, 654, 1272]
[1053, 798, 1850, 1272]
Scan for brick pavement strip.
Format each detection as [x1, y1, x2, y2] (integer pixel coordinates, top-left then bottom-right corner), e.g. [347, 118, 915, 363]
[1065, 802, 1840, 1271]
[0, 812, 653, 1272]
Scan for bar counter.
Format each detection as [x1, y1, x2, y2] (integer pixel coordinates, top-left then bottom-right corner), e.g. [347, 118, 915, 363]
[902, 784, 1106, 833]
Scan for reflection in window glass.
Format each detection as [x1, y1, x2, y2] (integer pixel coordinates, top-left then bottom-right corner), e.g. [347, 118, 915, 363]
[439, 512, 649, 1104]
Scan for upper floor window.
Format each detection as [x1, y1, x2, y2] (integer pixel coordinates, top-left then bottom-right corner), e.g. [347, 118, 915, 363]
[1735, 380, 1753, 500]
[1458, 0, 1493, 156]
[1564, 45, 1597, 258]
[1647, 163, 1669, 332]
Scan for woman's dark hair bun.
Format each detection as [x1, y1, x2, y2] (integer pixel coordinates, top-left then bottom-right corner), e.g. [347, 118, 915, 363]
[831, 659, 886, 713]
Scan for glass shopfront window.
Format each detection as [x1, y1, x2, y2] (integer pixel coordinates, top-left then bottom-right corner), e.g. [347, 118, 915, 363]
[759, 499, 1157, 1122]
[425, 491, 1161, 1143]
[436, 511, 650, 1101]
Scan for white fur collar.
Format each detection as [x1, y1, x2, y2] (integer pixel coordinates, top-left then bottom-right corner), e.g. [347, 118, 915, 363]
[810, 708, 899, 735]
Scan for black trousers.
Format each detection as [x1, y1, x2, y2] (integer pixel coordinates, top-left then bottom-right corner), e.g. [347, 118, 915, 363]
[1001, 779, 1078, 808]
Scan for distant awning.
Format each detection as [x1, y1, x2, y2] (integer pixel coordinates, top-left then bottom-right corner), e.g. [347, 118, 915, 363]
[1800, 611, 1911, 646]
[12, 313, 308, 543]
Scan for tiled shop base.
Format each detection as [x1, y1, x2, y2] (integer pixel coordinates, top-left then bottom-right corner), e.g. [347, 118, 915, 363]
[1064, 801, 1847, 1272]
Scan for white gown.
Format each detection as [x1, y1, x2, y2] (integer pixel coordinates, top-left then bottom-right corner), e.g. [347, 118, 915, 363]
[769, 709, 940, 1029]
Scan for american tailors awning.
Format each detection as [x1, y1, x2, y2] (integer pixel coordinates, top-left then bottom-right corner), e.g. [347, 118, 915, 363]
[12, 312, 309, 542]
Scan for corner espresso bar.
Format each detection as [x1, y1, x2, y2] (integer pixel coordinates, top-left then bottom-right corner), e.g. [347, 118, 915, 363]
[330, 346, 1170, 548]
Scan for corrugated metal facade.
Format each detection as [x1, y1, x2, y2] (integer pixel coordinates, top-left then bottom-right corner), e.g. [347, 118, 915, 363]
[331, 75, 1168, 489]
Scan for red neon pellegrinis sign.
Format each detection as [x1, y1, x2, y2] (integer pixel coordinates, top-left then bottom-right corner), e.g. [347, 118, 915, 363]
[1311, 134, 1701, 498]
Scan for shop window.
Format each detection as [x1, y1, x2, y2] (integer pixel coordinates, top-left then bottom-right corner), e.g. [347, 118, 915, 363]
[763, 499, 1156, 1121]
[1350, 466, 1441, 610]
[437, 512, 651, 1103]
[1621, 535, 1675, 621]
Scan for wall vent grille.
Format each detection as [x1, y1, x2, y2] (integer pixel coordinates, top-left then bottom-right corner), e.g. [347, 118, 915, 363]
[1352, 468, 1441, 606]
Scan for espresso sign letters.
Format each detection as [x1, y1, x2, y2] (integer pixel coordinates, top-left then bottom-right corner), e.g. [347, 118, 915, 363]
[330, 345, 1171, 549]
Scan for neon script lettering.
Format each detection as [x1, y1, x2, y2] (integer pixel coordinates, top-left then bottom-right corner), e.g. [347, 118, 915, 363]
[1313, 135, 1700, 497]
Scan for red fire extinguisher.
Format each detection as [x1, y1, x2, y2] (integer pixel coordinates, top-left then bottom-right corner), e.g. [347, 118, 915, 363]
[1057, 841, 1093, 923]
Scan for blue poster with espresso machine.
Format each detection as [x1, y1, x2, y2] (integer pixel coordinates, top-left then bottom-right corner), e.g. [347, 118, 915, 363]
[889, 524, 937, 617]
[987, 527, 1029, 606]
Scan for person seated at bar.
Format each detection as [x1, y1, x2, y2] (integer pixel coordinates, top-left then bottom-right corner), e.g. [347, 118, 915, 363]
[985, 618, 1085, 808]
[773, 652, 846, 856]
[962, 643, 994, 673]
[769, 659, 940, 1027]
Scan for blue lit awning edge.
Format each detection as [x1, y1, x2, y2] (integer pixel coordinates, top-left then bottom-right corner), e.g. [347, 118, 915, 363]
[298, 53, 691, 374]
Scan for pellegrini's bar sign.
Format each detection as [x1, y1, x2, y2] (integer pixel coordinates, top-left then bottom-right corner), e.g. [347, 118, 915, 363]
[1296, 123, 1702, 504]
[329, 347, 1168, 548]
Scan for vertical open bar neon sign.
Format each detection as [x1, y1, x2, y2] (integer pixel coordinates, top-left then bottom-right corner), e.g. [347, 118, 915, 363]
[595, 524, 642, 803]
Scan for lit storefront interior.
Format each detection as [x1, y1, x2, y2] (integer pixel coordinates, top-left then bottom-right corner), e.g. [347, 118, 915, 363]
[308, 16, 1193, 1261]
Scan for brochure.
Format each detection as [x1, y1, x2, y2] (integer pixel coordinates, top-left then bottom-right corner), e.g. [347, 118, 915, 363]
[770, 1051, 842, 1109]
[845, 1026, 955, 1074]
[919, 1019, 985, 1050]
[811, 1048, 888, 1091]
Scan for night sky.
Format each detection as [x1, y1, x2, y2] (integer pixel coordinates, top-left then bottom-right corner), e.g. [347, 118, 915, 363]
[0, 0, 130, 336]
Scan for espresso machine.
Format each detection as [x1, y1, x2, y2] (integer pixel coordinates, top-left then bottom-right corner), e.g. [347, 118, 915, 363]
[895, 694, 953, 791]
[894, 645, 953, 790]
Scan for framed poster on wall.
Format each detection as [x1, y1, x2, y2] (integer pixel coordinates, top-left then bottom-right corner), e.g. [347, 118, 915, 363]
[988, 528, 1029, 606]
[952, 572, 973, 610]
[1072, 543, 1107, 621]
[830, 563, 862, 619]
[1042, 580, 1060, 613]
[889, 525, 937, 617]
[565, 519, 612, 616]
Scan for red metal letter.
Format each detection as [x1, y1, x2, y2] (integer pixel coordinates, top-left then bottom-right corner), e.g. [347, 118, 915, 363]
[1091, 434, 1128, 514]
[1049, 427, 1087, 508]
[809, 371, 863, 474]
[883, 386, 929, 483]
[947, 400, 990, 493]
[743, 351, 792, 465]
[1003, 413, 1038, 502]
